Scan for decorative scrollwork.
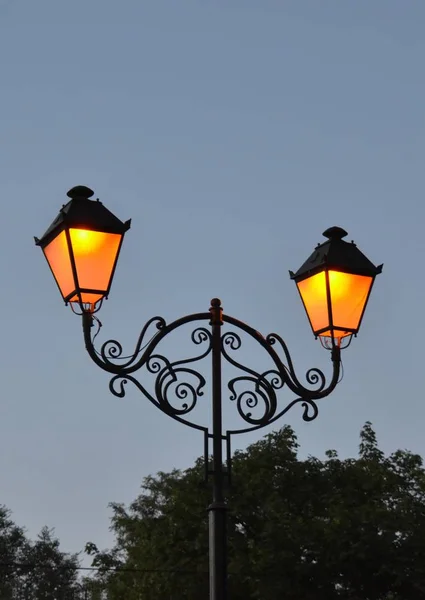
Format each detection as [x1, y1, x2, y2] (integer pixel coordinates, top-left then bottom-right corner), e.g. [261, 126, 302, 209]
[223, 331, 241, 351]
[101, 339, 123, 360]
[191, 327, 211, 347]
[94, 321, 213, 430]
[147, 354, 206, 416]
[109, 374, 128, 398]
[305, 368, 326, 391]
[222, 332, 282, 427]
[83, 307, 340, 437]
[299, 399, 319, 421]
[220, 320, 340, 434]
[266, 333, 326, 394]
[100, 316, 166, 369]
[228, 373, 280, 425]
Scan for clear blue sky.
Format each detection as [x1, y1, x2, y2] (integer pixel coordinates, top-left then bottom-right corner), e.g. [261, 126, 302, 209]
[1, 0, 423, 560]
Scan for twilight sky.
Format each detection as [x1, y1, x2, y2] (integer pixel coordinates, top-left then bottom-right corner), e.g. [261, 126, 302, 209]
[0, 0, 424, 561]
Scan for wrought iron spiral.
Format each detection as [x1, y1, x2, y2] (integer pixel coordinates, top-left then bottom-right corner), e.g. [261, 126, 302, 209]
[83, 309, 340, 436]
[101, 339, 123, 360]
[100, 316, 166, 369]
[223, 331, 242, 351]
[300, 399, 319, 421]
[228, 376, 277, 425]
[266, 333, 326, 394]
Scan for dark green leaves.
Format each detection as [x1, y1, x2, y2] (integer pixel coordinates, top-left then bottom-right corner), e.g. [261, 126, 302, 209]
[86, 424, 425, 599]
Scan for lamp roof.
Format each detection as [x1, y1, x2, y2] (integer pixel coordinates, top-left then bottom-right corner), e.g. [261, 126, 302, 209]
[35, 185, 131, 247]
[290, 226, 383, 281]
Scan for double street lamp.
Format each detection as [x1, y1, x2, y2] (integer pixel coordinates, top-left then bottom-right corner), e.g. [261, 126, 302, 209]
[36, 185, 382, 600]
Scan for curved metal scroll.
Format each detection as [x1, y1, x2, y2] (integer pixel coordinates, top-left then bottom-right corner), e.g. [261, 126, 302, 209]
[82, 307, 341, 437]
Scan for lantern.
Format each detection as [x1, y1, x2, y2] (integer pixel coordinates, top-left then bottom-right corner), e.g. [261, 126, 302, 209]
[290, 227, 382, 347]
[35, 185, 131, 312]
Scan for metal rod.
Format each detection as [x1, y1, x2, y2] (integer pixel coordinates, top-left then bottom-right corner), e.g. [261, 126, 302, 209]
[208, 298, 227, 600]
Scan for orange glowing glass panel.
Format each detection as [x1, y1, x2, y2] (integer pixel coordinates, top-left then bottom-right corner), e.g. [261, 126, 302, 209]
[69, 228, 121, 302]
[297, 270, 373, 338]
[328, 271, 372, 332]
[297, 272, 329, 334]
[43, 231, 75, 299]
[69, 292, 106, 304]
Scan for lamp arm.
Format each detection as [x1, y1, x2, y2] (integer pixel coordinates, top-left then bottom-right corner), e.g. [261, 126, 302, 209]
[222, 315, 341, 402]
[82, 311, 212, 376]
[266, 332, 341, 400]
[82, 308, 341, 435]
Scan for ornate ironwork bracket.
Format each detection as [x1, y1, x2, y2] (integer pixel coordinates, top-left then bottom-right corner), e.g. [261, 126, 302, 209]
[82, 299, 341, 480]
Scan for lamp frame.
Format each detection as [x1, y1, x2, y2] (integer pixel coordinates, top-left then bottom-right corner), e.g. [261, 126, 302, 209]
[294, 268, 379, 341]
[35, 186, 131, 311]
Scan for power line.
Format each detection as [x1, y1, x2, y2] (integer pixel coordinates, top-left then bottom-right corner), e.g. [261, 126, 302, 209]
[0, 561, 208, 576]
[0, 560, 319, 580]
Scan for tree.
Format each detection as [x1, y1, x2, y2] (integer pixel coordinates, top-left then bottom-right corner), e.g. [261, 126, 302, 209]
[0, 506, 28, 599]
[20, 526, 81, 599]
[0, 507, 81, 599]
[86, 423, 425, 599]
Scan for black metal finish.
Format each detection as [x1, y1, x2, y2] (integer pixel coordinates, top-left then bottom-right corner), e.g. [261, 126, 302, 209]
[82, 305, 341, 434]
[289, 227, 383, 342]
[81, 298, 342, 600]
[289, 226, 383, 282]
[35, 186, 131, 311]
[36, 188, 381, 600]
[208, 299, 227, 600]
[67, 185, 95, 199]
[35, 186, 131, 248]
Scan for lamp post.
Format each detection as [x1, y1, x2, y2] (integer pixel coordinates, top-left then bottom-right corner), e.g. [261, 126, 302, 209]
[35, 186, 382, 600]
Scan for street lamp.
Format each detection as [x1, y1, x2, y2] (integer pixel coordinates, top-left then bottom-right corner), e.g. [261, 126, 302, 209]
[35, 186, 382, 600]
[290, 225, 382, 348]
[34, 185, 131, 313]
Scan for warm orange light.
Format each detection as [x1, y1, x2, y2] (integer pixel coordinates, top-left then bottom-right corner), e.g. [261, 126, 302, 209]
[297, 270, 373, 339]
[36, 185, 131, 312]
[43, 228, 122, 306]
[70, 229, 106, 255]
[70, 228, 122, 304]
[329, 271, 372, 332]
[43, 231, 75, 299]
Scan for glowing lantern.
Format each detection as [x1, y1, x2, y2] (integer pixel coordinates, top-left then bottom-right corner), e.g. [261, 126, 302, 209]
[35, 186, 131, 313]
[290, 227, 382, 347]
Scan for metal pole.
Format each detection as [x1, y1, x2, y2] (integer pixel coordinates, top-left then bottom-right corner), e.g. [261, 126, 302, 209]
[208, 298, 227, 600]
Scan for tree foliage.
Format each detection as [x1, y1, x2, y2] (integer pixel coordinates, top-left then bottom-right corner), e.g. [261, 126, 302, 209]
[0, 508, 81, 599]
[86, 423, 425, 599]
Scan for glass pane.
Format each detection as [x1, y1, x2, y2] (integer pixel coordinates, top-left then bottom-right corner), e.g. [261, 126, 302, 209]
[69, 292, 104, 304]
[329, 271, 372, 331]
[319, 330, 352, 340]
[297, 272, 329, 334]
[44, 231, 75, 299]
[69, 229, 122, 293]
